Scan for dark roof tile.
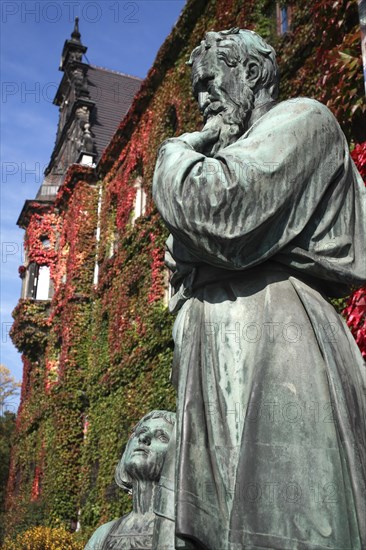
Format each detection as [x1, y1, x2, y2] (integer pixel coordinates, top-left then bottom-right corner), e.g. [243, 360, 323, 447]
[87, 66, 142, 161]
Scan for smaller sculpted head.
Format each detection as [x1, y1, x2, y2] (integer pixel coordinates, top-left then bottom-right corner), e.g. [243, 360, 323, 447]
[115, 410, 175, 492]
[188, 28, 279, 148]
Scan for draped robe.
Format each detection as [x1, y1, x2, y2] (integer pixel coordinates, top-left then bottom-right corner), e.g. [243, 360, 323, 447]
[84, 515, 155, 549]
[152, 98, 366, 550]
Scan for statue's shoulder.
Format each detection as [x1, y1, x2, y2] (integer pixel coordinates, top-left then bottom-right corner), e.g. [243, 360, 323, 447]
[272, 97, 335, 121]
[232, 97, 343, 155]
[84, 519, 118, 550]
[248, 97, 339, 138]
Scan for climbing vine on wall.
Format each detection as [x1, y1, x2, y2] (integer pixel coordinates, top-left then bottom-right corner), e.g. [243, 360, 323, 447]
[342, 141, 366, 358]
[24, 212, 60, 269]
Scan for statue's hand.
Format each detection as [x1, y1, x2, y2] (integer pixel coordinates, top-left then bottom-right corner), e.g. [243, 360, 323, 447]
[179, 116, 221, 153]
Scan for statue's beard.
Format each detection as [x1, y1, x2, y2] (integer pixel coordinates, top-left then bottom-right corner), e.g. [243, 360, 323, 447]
[203, 85, 255, 156]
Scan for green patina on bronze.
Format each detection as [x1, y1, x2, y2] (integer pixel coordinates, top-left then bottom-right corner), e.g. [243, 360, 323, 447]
[153, 28, 366, 550]
[84, 410, 175, 550]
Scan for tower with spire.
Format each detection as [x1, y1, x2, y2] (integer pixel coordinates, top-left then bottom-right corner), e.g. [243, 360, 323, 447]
[16, 19, 142, 300]
[59, 17, 87, 69]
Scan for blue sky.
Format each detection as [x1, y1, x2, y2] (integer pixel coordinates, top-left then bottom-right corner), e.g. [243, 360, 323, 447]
[0, 0, 186, 409]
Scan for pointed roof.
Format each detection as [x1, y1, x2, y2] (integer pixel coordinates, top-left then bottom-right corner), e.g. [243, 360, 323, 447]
[70, 16, 81, 43]
[59, 17, 87, 71]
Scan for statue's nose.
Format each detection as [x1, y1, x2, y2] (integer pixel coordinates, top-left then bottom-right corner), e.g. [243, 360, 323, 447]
[138, 432, 151, 445]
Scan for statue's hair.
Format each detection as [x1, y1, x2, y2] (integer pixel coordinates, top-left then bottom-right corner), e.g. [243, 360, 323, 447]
[130, 410, 175, 433]
[114, 410, 176, 494]
[188, 28, 279, 99]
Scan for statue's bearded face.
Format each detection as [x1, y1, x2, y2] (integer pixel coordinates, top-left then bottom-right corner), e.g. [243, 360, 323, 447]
[192, 47, 243, 121]
[123, 417, 173, 482]
[191, 34, 255, 149]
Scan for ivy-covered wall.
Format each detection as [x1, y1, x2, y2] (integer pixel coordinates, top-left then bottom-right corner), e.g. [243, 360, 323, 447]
[6, 0, 366, 543]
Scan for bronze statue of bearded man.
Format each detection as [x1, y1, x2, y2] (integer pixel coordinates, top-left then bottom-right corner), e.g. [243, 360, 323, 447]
[153, 28, 366, 550]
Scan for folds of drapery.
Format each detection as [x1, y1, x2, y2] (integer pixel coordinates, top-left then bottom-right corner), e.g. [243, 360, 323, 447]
[170, 274, 366, 549]
[152, 97, 366, 549]
[153, 98, 366, 298]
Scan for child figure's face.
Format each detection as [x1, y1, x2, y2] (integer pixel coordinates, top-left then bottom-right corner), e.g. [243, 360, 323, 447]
[123, 417, 173, 481]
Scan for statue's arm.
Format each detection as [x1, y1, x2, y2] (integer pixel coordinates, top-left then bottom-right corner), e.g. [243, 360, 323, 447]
[153, 99, 345, 267]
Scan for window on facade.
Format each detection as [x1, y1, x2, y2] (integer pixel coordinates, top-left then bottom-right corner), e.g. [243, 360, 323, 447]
[40, 236, 51, 249]
[276, 3, 292, 35]
[14, 468, 22, 496]
[24, 262, 38, 299]
[45, 356, 60, 392]
[35, 266, 51, 300]
[132, 176, 147, 224]
[108, 229, 119, 258]
[165, 105, 178, 137]
[23, 262, 51, 300]
[82, 414, 89, 440]
[163, 268, 174, 307]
